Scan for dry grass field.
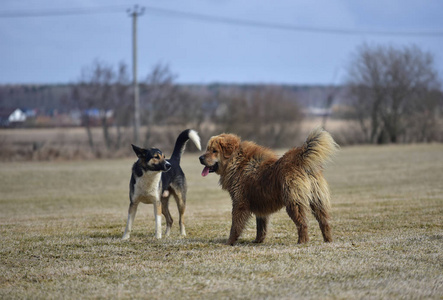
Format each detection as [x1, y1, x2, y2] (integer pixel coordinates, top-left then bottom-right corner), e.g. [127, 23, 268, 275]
[0, 143, 442, 299]
[0, 118, 361, 161]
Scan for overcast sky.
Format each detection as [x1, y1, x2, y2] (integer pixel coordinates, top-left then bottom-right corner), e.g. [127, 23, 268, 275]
[1, 0, 442, 85]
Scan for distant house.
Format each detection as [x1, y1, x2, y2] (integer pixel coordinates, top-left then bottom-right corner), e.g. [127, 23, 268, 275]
[305, 107, 332, 117]
[0, 108, 27, 127]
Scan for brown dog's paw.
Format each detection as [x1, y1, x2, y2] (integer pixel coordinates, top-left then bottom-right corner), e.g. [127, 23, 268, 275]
[226, 240, 235, 246]
[297, 236, 310, 244]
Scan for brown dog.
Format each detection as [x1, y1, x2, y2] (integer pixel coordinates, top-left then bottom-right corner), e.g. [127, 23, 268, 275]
[199, 128, 338, 245]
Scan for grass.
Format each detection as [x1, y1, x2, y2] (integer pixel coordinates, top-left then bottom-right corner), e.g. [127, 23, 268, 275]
[0, 144, 442, 299]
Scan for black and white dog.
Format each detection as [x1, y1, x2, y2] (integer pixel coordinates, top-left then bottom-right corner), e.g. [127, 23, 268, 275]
[122, 129, 201, 240]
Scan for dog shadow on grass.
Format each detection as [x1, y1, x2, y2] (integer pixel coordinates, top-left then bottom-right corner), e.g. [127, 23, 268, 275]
[87, 232, 260, 246]
[87, 231, 122, 239]
[173, 237, 280, 248]
[86, 230, 297, 249]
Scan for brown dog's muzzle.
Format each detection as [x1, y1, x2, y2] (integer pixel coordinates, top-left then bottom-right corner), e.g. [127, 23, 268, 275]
[199, 154, 218, 177]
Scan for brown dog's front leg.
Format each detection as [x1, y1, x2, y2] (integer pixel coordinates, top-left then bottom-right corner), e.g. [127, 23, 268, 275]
[227, 208, 251, 246]
[253, 216, 269, 243]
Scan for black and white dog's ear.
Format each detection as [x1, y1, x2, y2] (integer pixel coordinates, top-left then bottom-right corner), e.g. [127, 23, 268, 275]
[131, 144, 144, 158]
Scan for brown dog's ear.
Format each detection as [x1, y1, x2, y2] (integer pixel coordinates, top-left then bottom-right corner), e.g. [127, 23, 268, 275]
[218, 134, 240, 159]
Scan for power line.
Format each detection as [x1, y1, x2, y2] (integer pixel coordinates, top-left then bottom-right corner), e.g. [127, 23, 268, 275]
[144, 6, 443, 37]
[1, 5, 442, 37]
[0, 5, 126, 18]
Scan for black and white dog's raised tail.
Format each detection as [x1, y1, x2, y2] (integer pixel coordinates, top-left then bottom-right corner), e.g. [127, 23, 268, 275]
[170, 129, 202, 163]
[122, 129, 201, 240]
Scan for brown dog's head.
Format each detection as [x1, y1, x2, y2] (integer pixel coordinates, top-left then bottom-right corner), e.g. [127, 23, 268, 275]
[199, 134, 241, 177]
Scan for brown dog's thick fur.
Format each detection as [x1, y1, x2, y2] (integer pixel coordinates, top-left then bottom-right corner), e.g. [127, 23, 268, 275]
[199, 128, 339, 245]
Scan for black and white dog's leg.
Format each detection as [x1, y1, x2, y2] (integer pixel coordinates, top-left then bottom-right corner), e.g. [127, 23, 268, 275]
[161, 192, 173, 237]
[173, 190, 187, 237]
[153, 199, 162, 239]
[122, 202, 138, 240]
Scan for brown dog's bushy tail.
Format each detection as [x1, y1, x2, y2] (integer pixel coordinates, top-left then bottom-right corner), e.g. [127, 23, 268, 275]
[279, 128, 339, 214]
[298, 127, 339, 172]
[279, 127, 339, 173]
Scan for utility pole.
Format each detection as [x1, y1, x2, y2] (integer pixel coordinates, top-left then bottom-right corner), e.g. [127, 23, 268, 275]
[128, 5, 145, 146]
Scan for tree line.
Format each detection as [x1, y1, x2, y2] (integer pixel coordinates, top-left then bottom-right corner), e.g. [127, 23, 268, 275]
[65, 60, 305, 153]
[346, 44, 442, 144]
[1, 43, 442, 158]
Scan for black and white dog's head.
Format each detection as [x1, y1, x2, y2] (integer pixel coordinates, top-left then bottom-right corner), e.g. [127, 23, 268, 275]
[131, 144, 171, 172]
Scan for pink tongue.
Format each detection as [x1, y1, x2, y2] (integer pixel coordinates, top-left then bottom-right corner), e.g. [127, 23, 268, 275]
[201, 167, 210, 177]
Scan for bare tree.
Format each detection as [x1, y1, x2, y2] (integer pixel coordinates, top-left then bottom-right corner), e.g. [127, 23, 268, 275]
[72, 81, 97, 150]
[73, 60, 131, 151]
[76, 60, 114, 149]
[346, 44, 441, 144]
[216, 86, 303, 148]
[140, 63, 179, 145]
[321, 86, 339, 130]
[113, 62, 131, 149]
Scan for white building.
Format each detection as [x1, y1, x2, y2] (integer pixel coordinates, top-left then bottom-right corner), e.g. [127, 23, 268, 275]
[9, 108, 27, 122]
[0, 108, 27, 126]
